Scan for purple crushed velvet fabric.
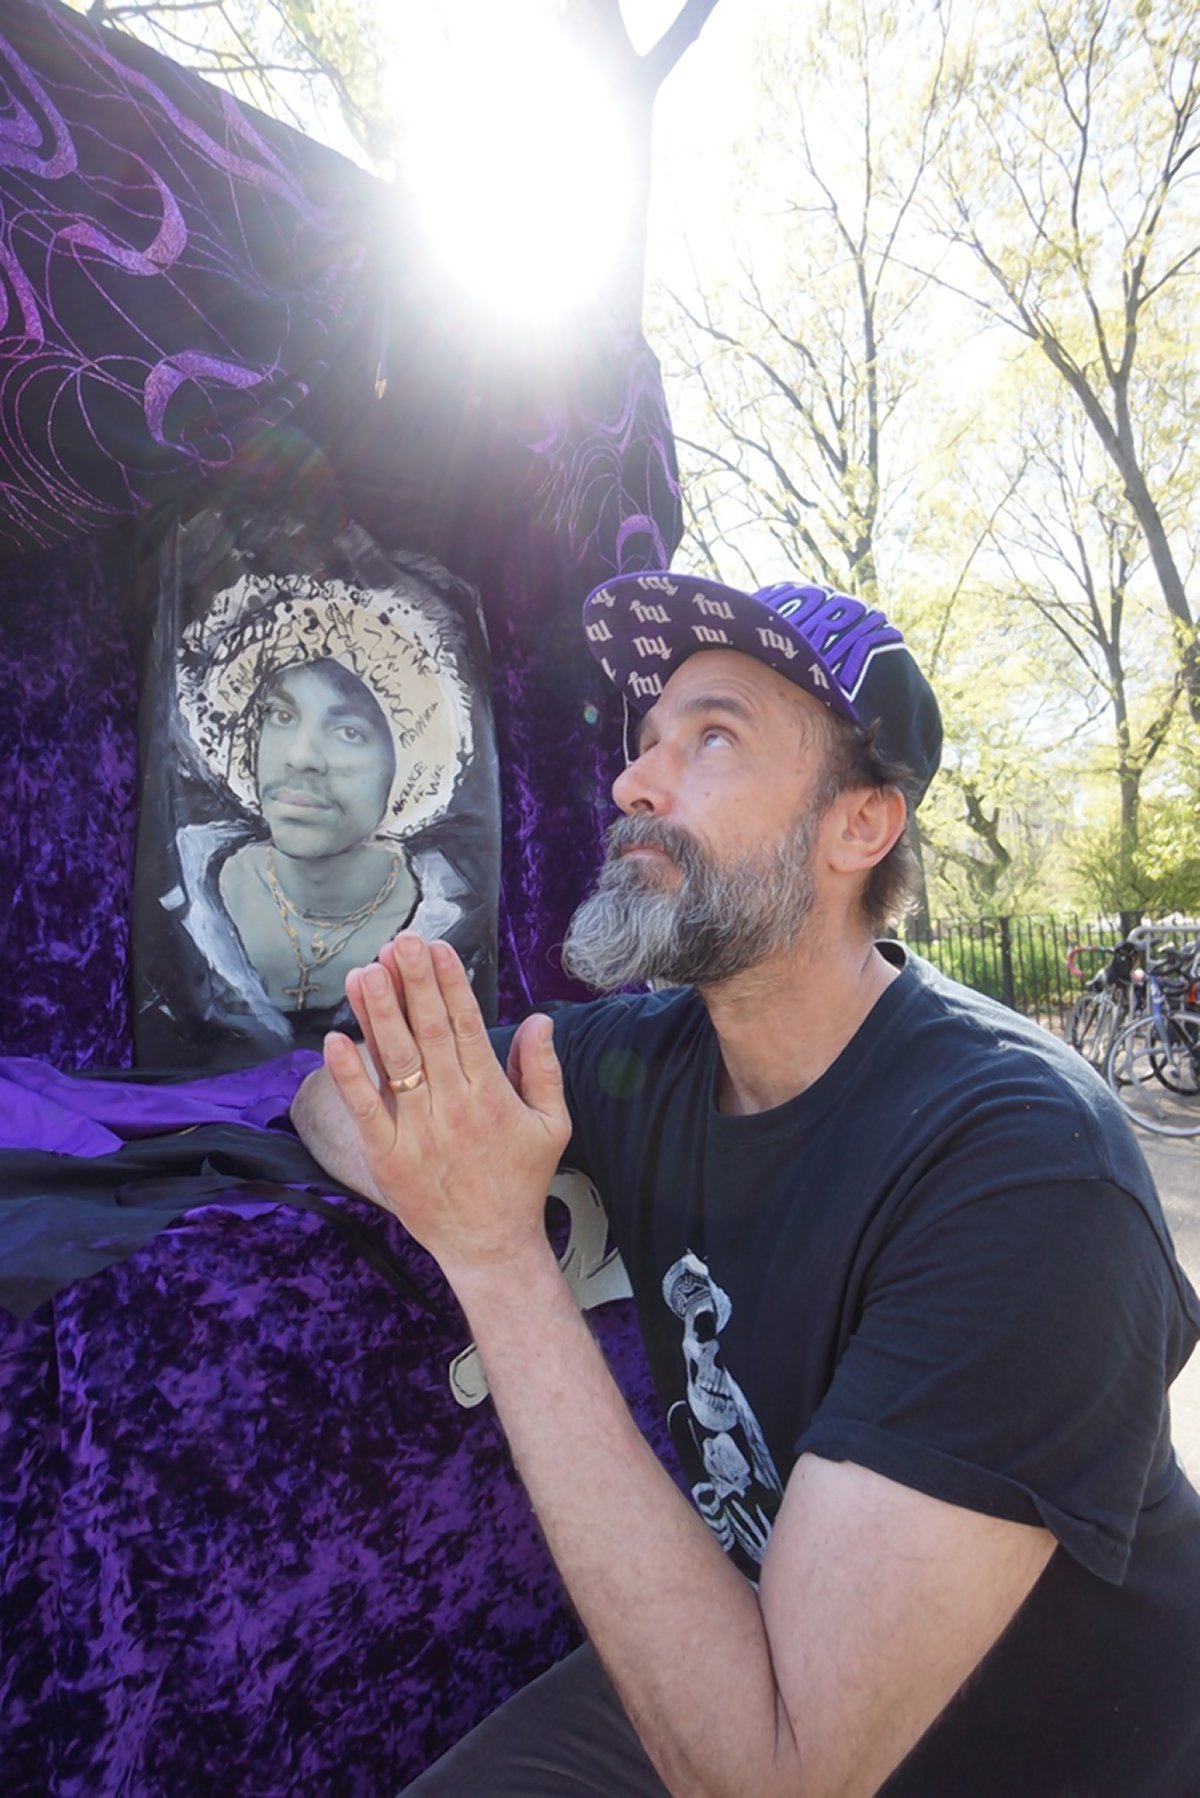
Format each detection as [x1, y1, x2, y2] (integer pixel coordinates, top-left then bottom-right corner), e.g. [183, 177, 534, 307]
[0, 1190, 676, 1794]
[0, 529, 140, 1068]
[489, 369, 674, 1014]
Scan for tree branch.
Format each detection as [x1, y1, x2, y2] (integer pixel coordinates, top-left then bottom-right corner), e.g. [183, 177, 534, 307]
[641, 0, 722, 93]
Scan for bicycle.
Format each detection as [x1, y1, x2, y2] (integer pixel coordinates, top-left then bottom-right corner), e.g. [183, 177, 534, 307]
[1065, 938, 1143, 1069]
[1104, 938, 1200, 1138]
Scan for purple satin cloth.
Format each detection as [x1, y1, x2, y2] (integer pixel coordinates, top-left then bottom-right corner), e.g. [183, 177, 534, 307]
[0, 1051, 321, 1155]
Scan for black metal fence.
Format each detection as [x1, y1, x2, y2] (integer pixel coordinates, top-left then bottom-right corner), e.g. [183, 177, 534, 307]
[895, 914, 1198, 1033]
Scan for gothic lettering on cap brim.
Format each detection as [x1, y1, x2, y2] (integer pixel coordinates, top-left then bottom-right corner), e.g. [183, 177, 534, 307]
[629, 600, 671, 624]
[633, 634, 672, 661]
[757, 627, 798, 661]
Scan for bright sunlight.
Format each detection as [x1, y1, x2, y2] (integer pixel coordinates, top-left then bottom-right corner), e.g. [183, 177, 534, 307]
[402, 16, 635, 322]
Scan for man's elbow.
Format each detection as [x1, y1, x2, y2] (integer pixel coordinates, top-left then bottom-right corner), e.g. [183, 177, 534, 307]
[290, 1064, 330, 1148]
[291, 1063, 353, 1177]
[291, 1055, 384, 1203]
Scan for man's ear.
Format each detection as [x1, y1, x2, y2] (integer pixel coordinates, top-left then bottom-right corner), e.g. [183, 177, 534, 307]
[825, 785, 908, 876]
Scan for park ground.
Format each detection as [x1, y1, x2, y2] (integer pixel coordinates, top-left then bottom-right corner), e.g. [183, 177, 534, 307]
[1143, 1134, 1200, 1479]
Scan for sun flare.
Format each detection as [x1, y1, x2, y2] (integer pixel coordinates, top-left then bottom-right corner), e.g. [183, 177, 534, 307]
[403, 22, 635, 323]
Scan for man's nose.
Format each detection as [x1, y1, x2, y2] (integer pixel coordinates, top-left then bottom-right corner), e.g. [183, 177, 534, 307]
[612, 742, 671, 816]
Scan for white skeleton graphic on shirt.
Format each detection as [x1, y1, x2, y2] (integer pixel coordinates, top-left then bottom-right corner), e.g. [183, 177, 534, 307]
[662, 1251, 783, 1568]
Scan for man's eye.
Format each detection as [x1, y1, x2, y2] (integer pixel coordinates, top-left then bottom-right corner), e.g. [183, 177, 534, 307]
[265, 703, 294, 727]
[701, 728, 730, 748]
[337, 723, 367, 744]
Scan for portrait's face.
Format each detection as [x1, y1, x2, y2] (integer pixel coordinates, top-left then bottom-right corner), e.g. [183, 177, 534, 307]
[255, 659, 396, 860]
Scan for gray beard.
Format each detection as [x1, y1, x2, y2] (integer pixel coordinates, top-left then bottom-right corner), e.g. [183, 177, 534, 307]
[560, 811, 819, 993]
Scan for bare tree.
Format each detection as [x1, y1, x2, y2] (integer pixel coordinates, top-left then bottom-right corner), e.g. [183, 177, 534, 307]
[928, 773, 1016, 907]
[554, 0, 722, 318]
[648, 0, 968, 925]
[975, 402, 1186, 900]
[656, 0, 960, 599]
[935, 0, 1200, 717]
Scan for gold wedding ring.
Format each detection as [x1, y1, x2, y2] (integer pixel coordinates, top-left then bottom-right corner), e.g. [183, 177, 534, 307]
[387, 1067, 427, 1094]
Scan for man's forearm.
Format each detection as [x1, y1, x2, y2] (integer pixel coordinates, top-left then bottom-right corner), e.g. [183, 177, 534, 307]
[295, 1057, 793, 1789]
[293, 1054, 792, 1786]
[451, 1239, 799, 1798]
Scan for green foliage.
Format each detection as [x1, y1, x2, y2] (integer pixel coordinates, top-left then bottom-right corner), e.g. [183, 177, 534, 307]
[1139, 824, 1200, 914]
[1119, 722, 1200, 912]
[1071, 796, 1200, 918]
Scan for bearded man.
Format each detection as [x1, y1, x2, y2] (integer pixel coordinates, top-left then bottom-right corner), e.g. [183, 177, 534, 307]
[293, 575, 1200, 1796]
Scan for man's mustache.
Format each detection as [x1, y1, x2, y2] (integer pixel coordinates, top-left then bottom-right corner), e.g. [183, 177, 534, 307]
[602, 814, 704, 875]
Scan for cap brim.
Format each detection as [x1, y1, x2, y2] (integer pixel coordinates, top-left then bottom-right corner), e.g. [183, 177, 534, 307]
[582, 573, 858, 721]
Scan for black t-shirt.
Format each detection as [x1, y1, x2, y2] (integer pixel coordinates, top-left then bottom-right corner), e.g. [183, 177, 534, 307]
[506, 952, 1200, 1795]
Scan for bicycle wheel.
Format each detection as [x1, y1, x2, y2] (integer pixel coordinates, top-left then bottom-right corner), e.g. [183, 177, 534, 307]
[1067, 990, 1123, 1067]
[1105, 1015, 1200, 1137]
[1149, 1009, 1200, 1096]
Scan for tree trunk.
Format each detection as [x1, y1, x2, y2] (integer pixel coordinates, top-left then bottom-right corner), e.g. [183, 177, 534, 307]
[909, 825, 934, 937]
[1043, 340, 1199, 719]
[563, 0, 722, 324]
[1117, 769, 1141, 909]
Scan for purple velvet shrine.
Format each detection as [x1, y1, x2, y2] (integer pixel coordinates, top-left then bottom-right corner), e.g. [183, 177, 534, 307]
[0, 1, 683, 1790]
[0, 1093, 677, 1794]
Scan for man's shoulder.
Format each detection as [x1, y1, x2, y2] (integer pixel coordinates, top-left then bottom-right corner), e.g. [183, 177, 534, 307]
[886, 949, 1157, 1199]
[898, 947, 1102, 1078]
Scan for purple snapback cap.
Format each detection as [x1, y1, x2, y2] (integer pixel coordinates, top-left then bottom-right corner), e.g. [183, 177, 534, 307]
[582, 573, 943, 805]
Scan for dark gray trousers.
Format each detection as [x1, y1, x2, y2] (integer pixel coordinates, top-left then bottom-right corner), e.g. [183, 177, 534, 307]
[403, 1642, 670, 1795]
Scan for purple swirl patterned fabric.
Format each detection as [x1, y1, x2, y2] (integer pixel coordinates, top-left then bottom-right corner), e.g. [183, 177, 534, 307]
[0, 0, 375, 555]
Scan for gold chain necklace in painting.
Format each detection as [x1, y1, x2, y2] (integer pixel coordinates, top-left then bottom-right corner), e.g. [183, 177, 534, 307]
[264, 848, 403, 1010]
